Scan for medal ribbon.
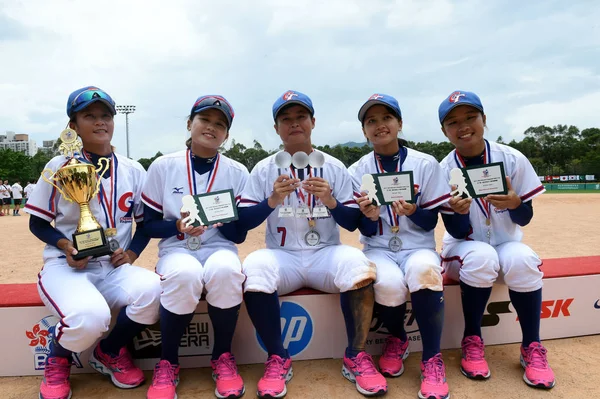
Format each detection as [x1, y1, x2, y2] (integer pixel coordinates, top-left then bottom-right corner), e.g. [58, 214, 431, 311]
[290, 166, 315, 222]
[186, 149, 220, 196]
[374, 152, 401, 230]
[453, 139, 491, 221]
[84, 151, 117, 229]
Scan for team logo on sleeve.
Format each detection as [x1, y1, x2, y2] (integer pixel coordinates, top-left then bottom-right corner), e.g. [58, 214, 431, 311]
[26, 316, 83, 370]
[449, 91, 466, 103]
[257, 301, 313, 357]
[118, 192, 134, 223]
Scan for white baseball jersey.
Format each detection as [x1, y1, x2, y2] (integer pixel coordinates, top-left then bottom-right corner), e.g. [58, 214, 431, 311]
[11, 183, 23, 199]
[239, 150, 357, 250]
[24, 183, 36, 198]
[440, 140, 545, 246]
[349, 149, 452, 251]
[141, 149, 249, 257]
[0, 184, 10, 199]
[25, 153, 146, 261]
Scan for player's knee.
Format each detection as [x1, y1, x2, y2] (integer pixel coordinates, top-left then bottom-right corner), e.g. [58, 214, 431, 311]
[501, 256, 543, 291]
[128, 275, 162, 324]
[66, 305, 111, 352]
[242, 250, 279, 293]
[335, 249, 377, 292]
[405, 262, 444, 292]
[374, 276, 409, 307]
[168, 261, 203, 288]
[460, 245, 500, 287]
[205, 250, 242, 283]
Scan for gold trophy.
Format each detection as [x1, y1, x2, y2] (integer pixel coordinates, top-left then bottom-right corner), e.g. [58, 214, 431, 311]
[42, 129, 112, 260]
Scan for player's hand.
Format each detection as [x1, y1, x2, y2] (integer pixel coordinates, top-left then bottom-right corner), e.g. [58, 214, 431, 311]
[391, 187, 418, 216]
[302, 177, 336, 208]
[449, 185, 472, 214]
[58, 239, 91, 270]
[177, 212, 208, 236]
[268, 174, 300, 208]
[110, 248, 137, 267]
[485, 176, 521, 210]
[356, 191, 380, 221]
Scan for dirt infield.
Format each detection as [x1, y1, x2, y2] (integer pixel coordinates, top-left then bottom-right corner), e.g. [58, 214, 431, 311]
[1, 193, 599, 398]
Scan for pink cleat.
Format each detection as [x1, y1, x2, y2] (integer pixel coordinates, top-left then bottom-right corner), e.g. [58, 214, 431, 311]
[342, 351, 387, 396]
[378, 336, 410, 377]
[147, 360, 180, 399]
[257, 355, 293, 398]
[211, 352, 245, 398]
[460, 336, 490, 380]
[419, 353, 449, 399]
[39, 357, 72, 399]
[520, 342, 555, 389]
[88, 343, 145, 388]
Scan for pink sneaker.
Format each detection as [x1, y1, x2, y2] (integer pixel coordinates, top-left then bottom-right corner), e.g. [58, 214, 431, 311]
[520, 342, 555, 389]
[39, 357, 72, 399]
[211, 352, 245, 398]
[378, 336, 410, 377]
[147, 360, 180, 399]
[342, 351, 387, 396]
[88, 343, 145, 389]
[257, 355, 293, 398]
[419, 353, 449, 399]
[460, 335, 490, 380]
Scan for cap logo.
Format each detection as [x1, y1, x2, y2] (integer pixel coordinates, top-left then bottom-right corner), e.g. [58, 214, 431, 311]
[369, 94, 384, 100]
[283, 91, 298, 101]
[213, 100, 221, 106]
[449, 92, 466, 103]
[92, 92, 100, 99]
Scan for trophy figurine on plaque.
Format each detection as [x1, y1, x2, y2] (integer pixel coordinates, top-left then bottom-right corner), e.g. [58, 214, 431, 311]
[449, 168, 472, 198]
[42, 129, 113, 260]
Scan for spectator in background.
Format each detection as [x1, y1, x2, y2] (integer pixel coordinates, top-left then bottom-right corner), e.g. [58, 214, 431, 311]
[11, 181, 23, 216]
[0, 180, 11, 216]
[24, 181, 36, 202]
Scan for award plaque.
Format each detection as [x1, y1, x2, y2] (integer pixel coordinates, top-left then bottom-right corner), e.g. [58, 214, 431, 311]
[42, 129, 112, 260]
[362, 171, 415, 206]
[449, 162, 508, 199]
[181, 189, 238, 227]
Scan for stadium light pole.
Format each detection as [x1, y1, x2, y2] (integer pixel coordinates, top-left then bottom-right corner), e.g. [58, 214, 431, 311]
[115, 105, 136, 158]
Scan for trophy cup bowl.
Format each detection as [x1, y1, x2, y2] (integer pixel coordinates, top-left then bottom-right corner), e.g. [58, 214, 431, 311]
[42, 157, 113, 260]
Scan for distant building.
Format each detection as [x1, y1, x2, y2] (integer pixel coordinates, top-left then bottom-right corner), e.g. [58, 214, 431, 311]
[0, 131, 37, 156]
[39, 140, 57, 156]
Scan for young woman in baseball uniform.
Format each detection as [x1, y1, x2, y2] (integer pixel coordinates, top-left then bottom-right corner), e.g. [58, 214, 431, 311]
[141, 95, 248, 399]
[350, 94, 452, 399]
[438, 91, 554, 389]
[25, 86, 162, 399]
[238, 90, 386, 398]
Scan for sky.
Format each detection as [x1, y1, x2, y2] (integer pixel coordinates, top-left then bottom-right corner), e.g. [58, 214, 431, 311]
[0, 0, 599, 159]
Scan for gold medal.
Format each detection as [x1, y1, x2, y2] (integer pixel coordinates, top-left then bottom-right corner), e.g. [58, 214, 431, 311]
[105, 228, 117, 237]
[485, 218, 491, 226]
[308, 219, 316, 228]
[391, 226, 400, 234]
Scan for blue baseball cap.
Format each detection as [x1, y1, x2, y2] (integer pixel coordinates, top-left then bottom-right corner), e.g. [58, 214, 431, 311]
[190, 95, 235, 128]
[66, 86, 116, 118]
[272, 90, 314, 120]
[438, 90, 484, 124]
[358, 93, 402, 122]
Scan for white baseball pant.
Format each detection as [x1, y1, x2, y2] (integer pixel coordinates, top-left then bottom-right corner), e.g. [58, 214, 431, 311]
[157, 247, 245, 315]
[242, 245, 376, 295]
[37, 258, 161, 353]
[441, 240, 543, 292]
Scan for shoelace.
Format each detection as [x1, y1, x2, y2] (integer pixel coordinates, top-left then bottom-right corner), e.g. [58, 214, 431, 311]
[153, 361, 176, 386]
[45, 360, 70, 385]
[423, 355, 445, 384]
[215, 355, 238, 379]
[354, 353, 379, 376]
[527, 345, 549, 369]
[383, 338, 402, 359]
[110, 349, 137, 372]
[264, 356, 286, 379]
[463, 337, 485, 361]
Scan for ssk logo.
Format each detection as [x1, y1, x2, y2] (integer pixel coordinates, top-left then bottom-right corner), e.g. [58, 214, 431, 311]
[482, 298, 574, 327]
[257, 301, 313, 357]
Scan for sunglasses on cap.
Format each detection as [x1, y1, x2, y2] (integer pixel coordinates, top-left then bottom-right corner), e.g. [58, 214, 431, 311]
[191, 95, 235, 127]
[68, 88, 116, 117]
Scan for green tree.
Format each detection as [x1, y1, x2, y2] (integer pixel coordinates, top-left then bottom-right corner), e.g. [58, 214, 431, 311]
[137, 152, 163, 170]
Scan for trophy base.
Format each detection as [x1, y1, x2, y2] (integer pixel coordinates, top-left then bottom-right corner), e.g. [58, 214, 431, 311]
[72, 228, 114, 260]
